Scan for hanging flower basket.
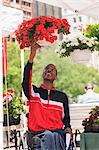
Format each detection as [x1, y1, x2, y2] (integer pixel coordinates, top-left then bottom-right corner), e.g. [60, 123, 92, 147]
[56, 35, 98, 64]
[70, 49, 92, 64]
[15, 16, 70, 49]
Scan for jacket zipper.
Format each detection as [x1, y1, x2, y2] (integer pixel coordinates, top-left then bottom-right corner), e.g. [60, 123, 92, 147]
[48, 90, 50, 104]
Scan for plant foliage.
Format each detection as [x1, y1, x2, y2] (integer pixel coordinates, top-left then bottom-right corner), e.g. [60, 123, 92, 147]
[3, 95, 26, 119]
[82, 106, 99, 128]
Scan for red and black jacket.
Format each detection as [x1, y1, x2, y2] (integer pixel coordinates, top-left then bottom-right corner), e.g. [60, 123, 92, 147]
[22, 61, 71, 132]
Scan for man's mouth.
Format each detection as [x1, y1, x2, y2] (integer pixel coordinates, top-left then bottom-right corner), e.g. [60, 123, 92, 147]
[45, 72, 51, 77]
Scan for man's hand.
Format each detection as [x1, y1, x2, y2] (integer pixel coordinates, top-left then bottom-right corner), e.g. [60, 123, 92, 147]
[29, 43, 41, 63]
[64, 127, 73, 140]
[64, 127, 72, 134]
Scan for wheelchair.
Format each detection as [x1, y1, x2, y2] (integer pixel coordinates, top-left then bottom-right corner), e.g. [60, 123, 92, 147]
[19, 130, 75, 150]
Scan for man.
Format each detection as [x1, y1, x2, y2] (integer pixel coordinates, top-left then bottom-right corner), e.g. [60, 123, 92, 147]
[22, 43, 72, 150]
[77, 83, 99, 103]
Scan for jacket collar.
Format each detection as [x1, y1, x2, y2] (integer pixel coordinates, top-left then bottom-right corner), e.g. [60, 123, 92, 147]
[40, 83, 56, 91]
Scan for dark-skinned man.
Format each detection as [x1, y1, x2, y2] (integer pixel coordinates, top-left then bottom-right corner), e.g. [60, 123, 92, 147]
[22, 43, 72, 150]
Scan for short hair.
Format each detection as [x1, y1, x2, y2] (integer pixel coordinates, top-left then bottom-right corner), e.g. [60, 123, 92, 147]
[44, 64, 57, 75]
[84, 83, 95, 90]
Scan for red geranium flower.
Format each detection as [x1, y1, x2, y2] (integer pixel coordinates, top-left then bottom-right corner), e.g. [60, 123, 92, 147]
[15, 16, 70, 49]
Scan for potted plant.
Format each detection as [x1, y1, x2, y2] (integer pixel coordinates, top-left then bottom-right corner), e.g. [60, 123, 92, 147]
[3, 89, 26, 126]
[56, 35, 98, 64]
[82, 106, 99, 132]
[15, 16, 70, 49]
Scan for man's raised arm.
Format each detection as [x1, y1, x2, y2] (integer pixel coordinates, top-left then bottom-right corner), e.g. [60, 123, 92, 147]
[22, 43, 41, 99]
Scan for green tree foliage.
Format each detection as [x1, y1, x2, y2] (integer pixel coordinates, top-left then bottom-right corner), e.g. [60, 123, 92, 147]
[84, 24, 99, 41]
[6, 43, 99, 102]
[4, 43, 21, 96]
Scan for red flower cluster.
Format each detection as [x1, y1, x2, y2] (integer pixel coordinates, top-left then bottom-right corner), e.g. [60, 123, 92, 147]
[15, 16, 70, 49]
[3, 89, 14, 102]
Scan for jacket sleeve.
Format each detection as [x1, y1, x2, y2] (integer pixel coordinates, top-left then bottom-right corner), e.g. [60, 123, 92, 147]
[63, 94, 71, 129]
[22, 61, 33, 99]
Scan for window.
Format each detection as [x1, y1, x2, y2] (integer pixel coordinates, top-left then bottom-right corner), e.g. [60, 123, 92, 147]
[12, 38, 15, 42]
[16, 0, 19, 3]
[22, 1, 30, 7]
[73, 17, 76, 23]
[22, 1, 26, 5]
[23, 11, 26, 15]
[64, 9, 67, 14]
[79, 16, 82, 22]
[27, 2, 30, 7]
[27, 12, 31, 16]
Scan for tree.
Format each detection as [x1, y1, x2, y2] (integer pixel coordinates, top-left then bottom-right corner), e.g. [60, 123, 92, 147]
[4, 43, 21, 96]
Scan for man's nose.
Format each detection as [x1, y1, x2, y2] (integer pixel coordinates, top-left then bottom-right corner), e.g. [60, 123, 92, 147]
[47, 69, 51, 73]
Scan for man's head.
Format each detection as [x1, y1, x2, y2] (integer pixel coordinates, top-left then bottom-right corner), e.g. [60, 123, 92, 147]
[84, 83, 95, 91]
[42, 64, 57, 82]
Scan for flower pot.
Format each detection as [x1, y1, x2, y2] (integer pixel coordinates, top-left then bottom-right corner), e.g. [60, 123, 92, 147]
[3, 114, 20, 126]
[84, 124, 99, 133]
[37, 39, 53, 47]
[70, 49, 92, 64]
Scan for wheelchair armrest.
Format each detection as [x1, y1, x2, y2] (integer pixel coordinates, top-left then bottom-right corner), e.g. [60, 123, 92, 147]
[66, 133, 71, 150]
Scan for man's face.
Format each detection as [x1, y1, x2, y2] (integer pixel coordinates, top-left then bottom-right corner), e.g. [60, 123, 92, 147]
[42, 64, 57, 82]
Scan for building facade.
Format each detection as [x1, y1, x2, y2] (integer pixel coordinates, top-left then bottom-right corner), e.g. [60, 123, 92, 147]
[2, 0, 62, 21]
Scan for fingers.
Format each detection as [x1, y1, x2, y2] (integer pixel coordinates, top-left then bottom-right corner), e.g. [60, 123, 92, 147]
[64, 127, 72, 134]
[31, 43, 41, 51]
